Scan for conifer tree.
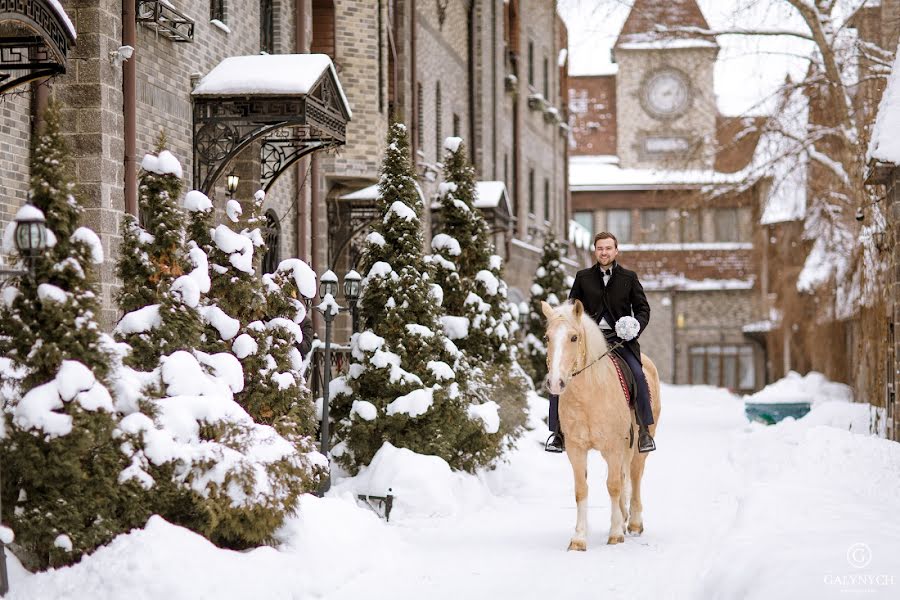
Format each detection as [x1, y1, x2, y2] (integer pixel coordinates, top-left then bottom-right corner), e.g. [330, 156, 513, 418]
[524, 235, 570, 383]
[430, 138, 515, 364]
[331, 124, 503, 473]
[114, 143, 203, 370]
[0, 104, 148, 569]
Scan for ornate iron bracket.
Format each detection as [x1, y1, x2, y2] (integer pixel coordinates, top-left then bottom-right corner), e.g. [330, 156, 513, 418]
[0, 0, 75, 94]
[136, 0, 195, 43]
[193, 74, 348, 194]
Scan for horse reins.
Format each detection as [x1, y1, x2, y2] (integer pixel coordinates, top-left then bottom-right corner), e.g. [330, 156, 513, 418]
[569, 338, 627, 379]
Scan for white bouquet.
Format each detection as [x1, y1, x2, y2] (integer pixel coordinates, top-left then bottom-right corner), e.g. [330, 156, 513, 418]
[615, 316, 641, 341]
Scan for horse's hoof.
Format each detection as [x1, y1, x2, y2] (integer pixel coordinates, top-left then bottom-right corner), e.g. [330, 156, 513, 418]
[567, 538, 587, 551]
[607, 535, 625, 545]
[627, 523, 644, 535]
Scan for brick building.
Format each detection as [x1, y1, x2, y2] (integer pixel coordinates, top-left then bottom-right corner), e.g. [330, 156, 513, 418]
[0, 1, 580, 339]
[567, 0, 769, 391]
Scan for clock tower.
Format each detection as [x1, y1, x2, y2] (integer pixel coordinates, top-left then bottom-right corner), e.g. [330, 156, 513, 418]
[613, 0, 719, 170]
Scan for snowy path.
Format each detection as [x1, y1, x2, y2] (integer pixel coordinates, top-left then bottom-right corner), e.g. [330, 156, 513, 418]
[326, 385, 900, 600]
[9, 384, 900, 599]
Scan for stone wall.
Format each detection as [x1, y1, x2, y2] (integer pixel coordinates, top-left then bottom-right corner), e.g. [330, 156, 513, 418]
[0, 89, 32, 256]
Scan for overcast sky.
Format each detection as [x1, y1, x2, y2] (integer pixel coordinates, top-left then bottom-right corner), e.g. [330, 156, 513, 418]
[556, 0, 815, 115]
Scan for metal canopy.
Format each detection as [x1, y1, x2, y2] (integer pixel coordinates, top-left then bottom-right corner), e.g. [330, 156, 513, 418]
[191, 54, 351, 195]
[0, 0, 76, 94]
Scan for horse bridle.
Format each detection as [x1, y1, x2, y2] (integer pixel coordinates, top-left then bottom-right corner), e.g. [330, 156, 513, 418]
[548, 315, 627, 381]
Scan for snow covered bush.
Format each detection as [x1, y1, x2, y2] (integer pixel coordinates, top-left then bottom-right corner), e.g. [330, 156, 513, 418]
[112, 348, 326, 549]
[330, 124, 504, 473]
[523, 236, 571, 384]
[0, 104, 149, 569]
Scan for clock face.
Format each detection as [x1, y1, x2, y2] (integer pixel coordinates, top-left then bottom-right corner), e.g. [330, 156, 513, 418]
[642, 69, 690, 118]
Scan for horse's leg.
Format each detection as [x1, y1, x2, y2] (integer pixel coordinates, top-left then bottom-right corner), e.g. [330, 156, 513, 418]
[620, 460, 631, 526]
[566, 445, 589, 551]
[606, 451, 627, 544]
[628, 452, 647, 535]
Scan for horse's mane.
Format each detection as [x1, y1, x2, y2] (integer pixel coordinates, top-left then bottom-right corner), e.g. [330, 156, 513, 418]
[554, 301, 609, 361]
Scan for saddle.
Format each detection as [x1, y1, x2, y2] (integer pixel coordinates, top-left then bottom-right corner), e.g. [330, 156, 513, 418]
[602, 331, 636, 407]
[610, 351, 636, 408]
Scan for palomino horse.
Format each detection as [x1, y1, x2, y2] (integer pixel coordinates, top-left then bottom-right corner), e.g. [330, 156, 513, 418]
[542, 299, 661, 550]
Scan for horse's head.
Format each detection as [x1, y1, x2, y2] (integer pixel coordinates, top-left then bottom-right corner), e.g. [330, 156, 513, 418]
[542, 300, 589, 395]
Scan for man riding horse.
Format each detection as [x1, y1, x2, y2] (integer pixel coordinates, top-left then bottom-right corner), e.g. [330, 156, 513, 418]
[546, 231, 656, 454]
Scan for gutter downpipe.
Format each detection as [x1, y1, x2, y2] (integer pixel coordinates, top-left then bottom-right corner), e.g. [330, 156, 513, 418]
[124, 0, 137, 216]
[296, 0, 310, 262]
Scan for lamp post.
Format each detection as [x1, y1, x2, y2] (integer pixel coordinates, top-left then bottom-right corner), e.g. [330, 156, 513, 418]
[314, 269, 361, 493]
[225, 172, 240, 199]
[0, 202, 48, 598]
[517, 301, 529, 340]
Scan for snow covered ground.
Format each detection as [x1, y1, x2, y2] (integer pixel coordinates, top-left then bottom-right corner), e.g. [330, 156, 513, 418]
[7, 382, 900, 599]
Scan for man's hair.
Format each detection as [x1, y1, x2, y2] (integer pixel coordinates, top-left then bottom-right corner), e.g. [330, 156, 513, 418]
[593, 231, 618, 248]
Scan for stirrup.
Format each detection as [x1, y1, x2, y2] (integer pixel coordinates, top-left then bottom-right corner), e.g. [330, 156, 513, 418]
[544, 433, 565, 453]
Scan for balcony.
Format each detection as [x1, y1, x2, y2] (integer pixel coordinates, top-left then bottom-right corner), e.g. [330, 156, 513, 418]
[136, 0, 195, 43]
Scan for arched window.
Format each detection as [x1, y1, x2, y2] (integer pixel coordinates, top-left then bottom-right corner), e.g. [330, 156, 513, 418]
[262, 209, 281, 274]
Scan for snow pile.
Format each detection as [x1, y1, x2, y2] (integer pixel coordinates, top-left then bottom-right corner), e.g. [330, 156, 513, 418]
[183, 190, 213, 213]
[214, 225, 254, 274]
[744, 370, 853, 405]
[333, 442, 489, 519]
[141, 150, 183, 178]
[71, 227, 104, 264]
[868, 39, 900, 164]
[13, 360, 114, 438]
[276, 258, 317, 299]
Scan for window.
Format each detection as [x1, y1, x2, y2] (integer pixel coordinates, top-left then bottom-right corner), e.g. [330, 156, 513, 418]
[453, 113, 460, 138]
[543, 178, 550, 221]
[311, 0, 336, 57]
[435, 82, 442, 160]
[262, 210, 281, 274]
[689, 345, 755, 390]
[416, 83, 424, 147]
[260, 0, 274, 53]
[680, 210, 702, 243]
[574, 211, 593, 236]
[714, 208, 739, 242]
[607, 209, 632, 243]
[642, 209, 668, 243]
[543, 56, 549, 98]
[528, 41, 534, 86]
[528, 169, 535, 214]
[211, 0, 225, 22]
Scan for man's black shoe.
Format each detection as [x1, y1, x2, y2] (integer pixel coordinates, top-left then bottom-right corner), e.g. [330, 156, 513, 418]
[638, 425, 656, 453]
[545, 432, 565, 453]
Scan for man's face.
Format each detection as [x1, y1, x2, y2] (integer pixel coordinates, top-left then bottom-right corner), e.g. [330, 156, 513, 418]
[594, 238, 618, 267]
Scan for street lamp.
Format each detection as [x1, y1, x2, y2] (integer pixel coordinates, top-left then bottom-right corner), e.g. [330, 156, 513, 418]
[225, 172, 240, 198]
[517, 301, 529, 340]
[1, 201, 48, 597]
[314, 268, 362, 494]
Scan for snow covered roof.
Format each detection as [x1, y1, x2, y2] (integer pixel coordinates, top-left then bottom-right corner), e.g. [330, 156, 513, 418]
[568, 155, 746, 190]
[339, 182, 426, 204]
[867, 41, 900, 168]
[48, 0, 77, 40]
[614, 0, 717, 50]
[473, 181, 510, 211]
[192, 54, 351, 118]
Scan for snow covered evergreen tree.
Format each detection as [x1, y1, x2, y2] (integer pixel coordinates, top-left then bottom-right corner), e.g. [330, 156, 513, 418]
[115, 146, 203, 370]
[331, 124, 504, 473]
[0, 104, 148, 569]
[429, 137, 516, 364]
[523, 235, 570, 384]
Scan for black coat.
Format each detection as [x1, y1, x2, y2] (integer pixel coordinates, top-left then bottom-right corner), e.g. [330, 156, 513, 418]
[568, 262, 651, 358]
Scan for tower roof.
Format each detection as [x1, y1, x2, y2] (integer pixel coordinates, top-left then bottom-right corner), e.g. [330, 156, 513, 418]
[614, 0, 718, 50]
